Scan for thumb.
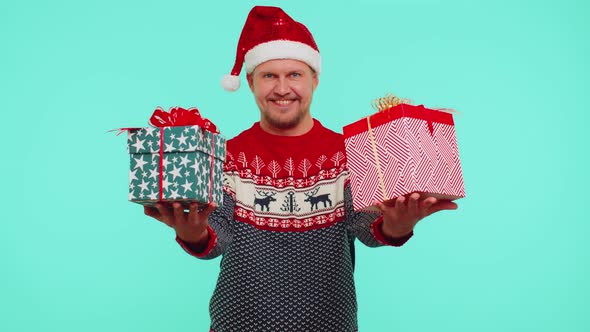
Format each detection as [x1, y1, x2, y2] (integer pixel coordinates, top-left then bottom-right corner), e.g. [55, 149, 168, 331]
[428, 201, 458, 216]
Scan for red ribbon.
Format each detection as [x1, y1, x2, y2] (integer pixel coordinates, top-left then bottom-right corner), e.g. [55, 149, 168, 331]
[149, 107, 218, 133]
[159, 128, 165, 201]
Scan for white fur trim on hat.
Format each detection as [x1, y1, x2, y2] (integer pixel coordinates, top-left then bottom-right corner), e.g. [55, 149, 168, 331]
[244, 40, 321, 74]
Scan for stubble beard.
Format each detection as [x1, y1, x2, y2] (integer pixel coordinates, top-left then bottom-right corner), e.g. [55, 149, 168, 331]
[261, 101, 310, 130]
[262, 110, 305, 130]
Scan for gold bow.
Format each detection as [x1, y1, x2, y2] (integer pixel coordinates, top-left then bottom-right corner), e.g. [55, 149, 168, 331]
[371, 93, 412, 112]
[366, 93, 413, 201]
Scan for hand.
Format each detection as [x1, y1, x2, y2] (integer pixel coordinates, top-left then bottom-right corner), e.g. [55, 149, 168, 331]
[144, 202, 217, 245]
[375, 193, 458, 238]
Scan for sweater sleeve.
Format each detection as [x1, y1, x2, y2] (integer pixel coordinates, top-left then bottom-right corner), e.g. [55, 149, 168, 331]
[345, 183, 413, 247]
[176, 191, 235, 259]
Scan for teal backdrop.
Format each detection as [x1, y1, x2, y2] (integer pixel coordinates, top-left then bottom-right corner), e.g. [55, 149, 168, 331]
[1, 0, 588, 331]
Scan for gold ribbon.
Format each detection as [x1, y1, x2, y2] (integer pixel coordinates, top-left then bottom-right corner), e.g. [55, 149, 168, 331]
[366, 116, 389, 200]
[371, 93, 412, 112]
[366, 93, 411, 201]
[366, 93, 413, 201]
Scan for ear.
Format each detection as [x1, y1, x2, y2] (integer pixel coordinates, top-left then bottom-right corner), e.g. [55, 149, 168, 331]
[247, 73, 254, 91]
[312, 74, 319, 91]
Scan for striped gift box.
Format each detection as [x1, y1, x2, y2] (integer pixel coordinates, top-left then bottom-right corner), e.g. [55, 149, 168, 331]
[342, 103, 465, 211]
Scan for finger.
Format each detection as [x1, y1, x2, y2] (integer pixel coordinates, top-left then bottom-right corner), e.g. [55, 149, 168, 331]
[187, 202, 199, 224]
[420, 197, 437, 210]
[173, 202, 186, 223]
[144, 206, 162, 220]
[381, 198, 397, 207]
[394, 196, 406, 211]
[408, 193, 420, 213]
[155, 203, 174, 225]
[201, 202, 218, 217]
[428, 201, 458, 215]
[374, 201, 386, 213]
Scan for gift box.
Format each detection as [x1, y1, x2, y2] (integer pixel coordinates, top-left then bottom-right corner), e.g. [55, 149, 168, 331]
[343, 98, 465, 211]
[120, 107, 226, 207]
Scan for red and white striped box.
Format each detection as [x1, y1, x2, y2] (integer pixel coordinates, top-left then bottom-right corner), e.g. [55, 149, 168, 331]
[342, 103, 465, 211]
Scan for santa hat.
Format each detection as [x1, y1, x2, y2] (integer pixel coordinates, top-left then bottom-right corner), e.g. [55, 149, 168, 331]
[221, 6, 321, 92]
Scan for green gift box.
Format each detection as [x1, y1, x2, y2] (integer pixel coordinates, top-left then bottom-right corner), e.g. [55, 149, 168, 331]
[125, 116, 226, 208]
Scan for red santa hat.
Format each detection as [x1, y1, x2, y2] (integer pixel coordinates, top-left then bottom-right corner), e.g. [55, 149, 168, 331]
[221, 6, 321, 92]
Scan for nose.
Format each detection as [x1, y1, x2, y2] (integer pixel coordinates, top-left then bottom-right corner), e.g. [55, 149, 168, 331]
[274, 77, 289, 95]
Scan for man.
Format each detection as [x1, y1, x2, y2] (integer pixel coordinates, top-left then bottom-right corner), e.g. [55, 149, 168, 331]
[144, 6, 457, 332]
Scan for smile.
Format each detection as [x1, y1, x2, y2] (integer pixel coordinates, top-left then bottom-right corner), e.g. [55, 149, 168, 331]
[271, 99, 296, 106]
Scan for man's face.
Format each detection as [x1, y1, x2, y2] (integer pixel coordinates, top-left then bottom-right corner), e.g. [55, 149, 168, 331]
[247, 59, 319, 133]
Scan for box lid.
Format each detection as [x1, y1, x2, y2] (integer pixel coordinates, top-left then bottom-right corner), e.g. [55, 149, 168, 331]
[127, 125, 226, 161]
[343, 104, 455, 138]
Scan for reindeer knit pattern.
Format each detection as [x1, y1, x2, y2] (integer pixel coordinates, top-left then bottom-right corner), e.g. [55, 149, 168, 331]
[177, 120, 411, 332]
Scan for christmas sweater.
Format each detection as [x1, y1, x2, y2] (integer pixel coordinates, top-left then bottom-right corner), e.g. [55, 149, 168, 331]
[177, 119, 412, 332]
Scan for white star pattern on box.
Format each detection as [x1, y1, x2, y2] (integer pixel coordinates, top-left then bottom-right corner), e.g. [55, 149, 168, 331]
[144, 126, 156, 137]
[169, 188, 180, 199]
[164, 142, 175, 152]
[169, 165, 183, 181]
[162, 176, 172, 192]
[133, 155, 148, 171]
[138, 179, 150, 193]
[129, 169, 138, 183]
[216, 136, 223, 151]
[181, 179, 193, 193]
[196, 170, 204, 188]
[176, 133, 188, 146]
[148, 190, 158, 200]
[131, 138, 145, 151]
[127, 125, 225, 205]
[148, 168, 159, 180]
[179, 155, 191, 168]
[162, 156, 171, 169]
[190, 159, 200, 173]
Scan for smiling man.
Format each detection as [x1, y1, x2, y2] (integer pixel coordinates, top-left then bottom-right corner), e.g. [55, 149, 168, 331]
[144, 6, 457, 332]
[249, 59, 317, 135]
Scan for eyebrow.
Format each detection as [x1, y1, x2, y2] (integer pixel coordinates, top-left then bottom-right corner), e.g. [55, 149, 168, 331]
[258, 70, 304, 76]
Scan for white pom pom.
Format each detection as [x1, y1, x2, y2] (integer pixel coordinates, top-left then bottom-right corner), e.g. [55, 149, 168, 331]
[221, 74, 240, 92]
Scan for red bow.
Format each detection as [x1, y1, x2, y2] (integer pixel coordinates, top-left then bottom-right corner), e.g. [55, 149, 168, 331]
[149, 107, 218, 133]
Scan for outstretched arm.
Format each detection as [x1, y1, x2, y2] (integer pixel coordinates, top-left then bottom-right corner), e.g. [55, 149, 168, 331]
[144, 202, 215, 253]
[375, 193, 458, 239]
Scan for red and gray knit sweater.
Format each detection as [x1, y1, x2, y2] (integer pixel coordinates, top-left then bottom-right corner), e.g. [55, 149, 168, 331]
[178, 119, 412, 332]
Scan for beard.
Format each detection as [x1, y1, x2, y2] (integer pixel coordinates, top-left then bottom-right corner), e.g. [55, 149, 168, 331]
[260, 103, 310, 130]
[262, 111, 305, 130]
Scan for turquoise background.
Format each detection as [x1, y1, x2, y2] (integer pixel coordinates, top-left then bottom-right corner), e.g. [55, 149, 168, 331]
[1, 0, 588, 331]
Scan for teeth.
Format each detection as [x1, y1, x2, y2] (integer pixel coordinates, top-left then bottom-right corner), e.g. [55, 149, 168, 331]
[274, 100, 293, 105]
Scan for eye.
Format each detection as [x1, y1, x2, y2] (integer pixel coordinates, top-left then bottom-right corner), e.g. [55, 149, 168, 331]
[290, 72, 301, 78]
[263, 73, 275, 78]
